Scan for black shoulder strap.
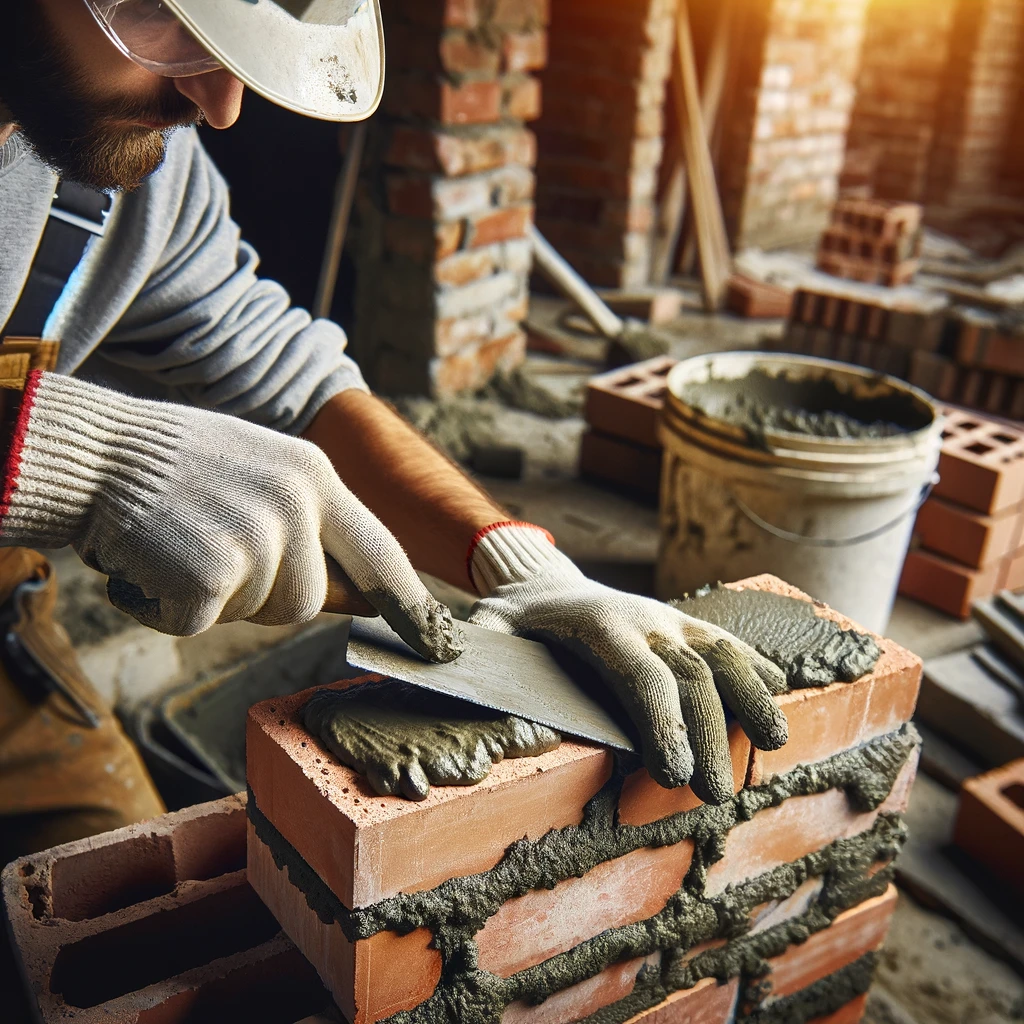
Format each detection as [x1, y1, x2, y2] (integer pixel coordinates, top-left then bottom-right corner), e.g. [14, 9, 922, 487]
[3, 181, 111, 339]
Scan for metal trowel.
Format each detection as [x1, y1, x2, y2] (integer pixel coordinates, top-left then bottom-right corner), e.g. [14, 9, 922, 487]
[322, 558, 634, 751]
[345, 615, 635, 752]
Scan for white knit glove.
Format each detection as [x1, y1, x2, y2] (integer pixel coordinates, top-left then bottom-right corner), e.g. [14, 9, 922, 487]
[469, 523, 789, 803]
[0, 372, 460, 660]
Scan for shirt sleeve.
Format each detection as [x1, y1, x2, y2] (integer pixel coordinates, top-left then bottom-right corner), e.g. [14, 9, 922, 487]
[48, 129, 368, 435]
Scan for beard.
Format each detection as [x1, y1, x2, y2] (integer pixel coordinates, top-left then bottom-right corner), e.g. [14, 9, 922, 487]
[0, 2, 203, 191]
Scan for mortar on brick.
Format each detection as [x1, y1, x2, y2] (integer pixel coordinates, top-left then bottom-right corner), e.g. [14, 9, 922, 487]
[302, 680, 561, 800]
[248, 725, 916, 1024]
[672, 587, 882, 689]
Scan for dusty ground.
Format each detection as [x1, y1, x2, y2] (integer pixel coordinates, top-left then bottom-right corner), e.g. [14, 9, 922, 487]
[874, 895, 1024, 1024]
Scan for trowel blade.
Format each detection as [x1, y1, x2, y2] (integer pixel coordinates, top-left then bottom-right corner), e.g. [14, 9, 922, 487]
[345, 616, 635, 752]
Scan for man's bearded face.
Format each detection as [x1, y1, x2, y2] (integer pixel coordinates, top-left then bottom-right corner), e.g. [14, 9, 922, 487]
[0, 1, 203, 191]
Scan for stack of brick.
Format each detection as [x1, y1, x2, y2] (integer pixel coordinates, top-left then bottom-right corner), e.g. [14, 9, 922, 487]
[769, 286, 1024, 420]
[531, 0, 677, 289]
[845, 0, 958, 203]
[816, 199, 922, 287]
[247, 574, 922, 1024]
[900, 409, 1024, 618]
[580, 356, 676, 501]
[351, 0, 548, 397]
[1, 794, 332, 1024]
[925, 0, 1024, 207]
[768, 285, 946, 383]
[717, 0, 871, 251]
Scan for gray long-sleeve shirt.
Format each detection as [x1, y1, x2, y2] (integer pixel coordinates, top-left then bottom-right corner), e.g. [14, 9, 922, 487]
[0, 127, 367, 434]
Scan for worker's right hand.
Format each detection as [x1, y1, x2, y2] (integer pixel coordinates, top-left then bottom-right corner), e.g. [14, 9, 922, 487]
[0, 371, 462, 661]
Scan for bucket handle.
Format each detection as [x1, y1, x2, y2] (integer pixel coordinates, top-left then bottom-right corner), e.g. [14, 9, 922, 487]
[731, 473, 939, 549]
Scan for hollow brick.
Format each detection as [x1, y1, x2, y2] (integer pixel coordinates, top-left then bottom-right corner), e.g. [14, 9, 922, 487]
[1, 795, 330, 1024]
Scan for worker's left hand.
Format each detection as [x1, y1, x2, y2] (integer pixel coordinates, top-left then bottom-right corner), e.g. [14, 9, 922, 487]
[468, 523, 789, 805]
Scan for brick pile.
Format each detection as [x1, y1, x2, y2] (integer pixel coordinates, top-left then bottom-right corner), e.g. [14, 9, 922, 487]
[925, 0, 1024, 207]
[816, 199, 922, 287]
[580, 356, 675, 501]
[953, 758, 1024, 896]
[531, 0, 677, 289]
[900, 410, 1024, 618]
[769, 285, 1024, 421]
[247, 575, 922, 1024]
[351, 0, 548, 397]
[1, 794, 331, 1024]
[845, 0, 958, 203]
[717, 0, 870, 251]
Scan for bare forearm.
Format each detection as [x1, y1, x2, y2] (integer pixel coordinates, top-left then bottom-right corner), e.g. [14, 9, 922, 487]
[303, 389, 506, 591]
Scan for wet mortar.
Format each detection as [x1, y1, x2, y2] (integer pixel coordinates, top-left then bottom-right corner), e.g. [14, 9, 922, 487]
[673, 586, 882, 688]
[303, 588, 881, 797]
[248, 724, 917, 1024]
[302, 681, 560, 801]
[677, 368, 930, 443]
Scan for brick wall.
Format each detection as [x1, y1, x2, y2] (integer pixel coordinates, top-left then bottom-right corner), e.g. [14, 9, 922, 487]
[247, 575, 922, 1024]
[719, 0, 870, 250]
[351, 0, 547, 398]
[845, 0, 957, 203]
[925, 0, 1024, 206]
[531, 0, 678, 289]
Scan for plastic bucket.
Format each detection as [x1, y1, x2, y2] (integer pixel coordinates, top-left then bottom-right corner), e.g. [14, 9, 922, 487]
[656, 352, 941, 633]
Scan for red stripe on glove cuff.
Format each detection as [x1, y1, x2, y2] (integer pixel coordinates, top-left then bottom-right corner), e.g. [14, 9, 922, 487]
[0, 369, 43, 525]
[465, 520, 556, 585]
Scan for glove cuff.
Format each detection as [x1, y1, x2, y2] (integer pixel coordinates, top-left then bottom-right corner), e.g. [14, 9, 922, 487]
[468, 521, 560, 596]
[0, 370, 181, 548]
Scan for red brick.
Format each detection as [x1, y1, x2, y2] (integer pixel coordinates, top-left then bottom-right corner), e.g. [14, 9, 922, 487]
[383, 216, 464, 261]
[953, 758, 1024, 896]
[933, 408, 1024, 514]
[733, 577, 922, 784]
[758, 887, 897, 1002]
[246, 675, 615, 909]
[434, 246, 498, 288]
[502, 954, 663, 1024]
[387, 174, 491, 220]
[434, 329, 528, 394]
[440, 30, 500, 76]
[914, 495, 1024, 569]
[465, 203, 534, 247]
[386, 125, 536, 177]
[476, 843, 694, 977]
[441, 79, 503, 125]
[810, 993, 870, 1024]
[492, 0, 550, 29]
[898, 547, 1004, 619]
[584, 356, 676, 450]
[504, 74, 543, 121]
[727, 275, 795, 319]
[706, 758, 916, 896]
[623, 977, 740, 1023]
[247, 822, 442, 1024]
[618, 722, 749, 827]
[503, 30, 548, 72]
[578, 429, 662, 502]
[1, 795, 330, 1024]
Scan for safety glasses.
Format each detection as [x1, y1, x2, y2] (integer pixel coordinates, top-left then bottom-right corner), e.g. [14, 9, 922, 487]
[83, 0, 222, 78]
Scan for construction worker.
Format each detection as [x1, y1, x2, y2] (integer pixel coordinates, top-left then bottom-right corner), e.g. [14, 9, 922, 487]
[0, 0, 790, 867]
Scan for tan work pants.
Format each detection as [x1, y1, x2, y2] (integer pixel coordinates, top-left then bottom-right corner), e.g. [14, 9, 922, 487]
[0, 547, 164, 866]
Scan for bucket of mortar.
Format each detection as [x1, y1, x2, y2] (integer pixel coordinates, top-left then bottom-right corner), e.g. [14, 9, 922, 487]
[656, 352, 941, 633]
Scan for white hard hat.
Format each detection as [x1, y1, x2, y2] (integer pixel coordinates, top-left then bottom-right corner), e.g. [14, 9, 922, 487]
[86, 0, 385, 122]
